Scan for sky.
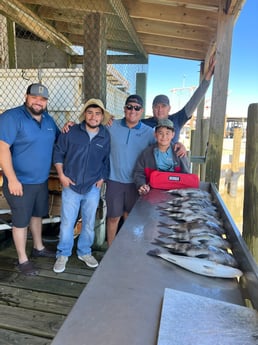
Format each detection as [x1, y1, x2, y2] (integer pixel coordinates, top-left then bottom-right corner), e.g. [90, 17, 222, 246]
[145, 0, 258, 118]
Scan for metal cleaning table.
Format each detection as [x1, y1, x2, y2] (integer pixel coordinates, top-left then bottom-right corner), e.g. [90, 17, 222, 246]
[51, 186, 258, 345]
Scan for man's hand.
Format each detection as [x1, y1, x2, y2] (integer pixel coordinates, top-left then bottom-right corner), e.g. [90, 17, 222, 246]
[106, 115, 114, 127]
[59, 174, 75, 188]
[62, 121, 75, 133]
[174, 142, 187, 157]
[8, 178, 23, 196]
[96, 179, 104, 188]
[138, 184, 150, 195]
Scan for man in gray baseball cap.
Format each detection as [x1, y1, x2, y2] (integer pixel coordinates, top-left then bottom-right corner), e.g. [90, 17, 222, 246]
[26, 83, 49, 99]
[0, 82, 60, 276]
[142, 54, 216, 145]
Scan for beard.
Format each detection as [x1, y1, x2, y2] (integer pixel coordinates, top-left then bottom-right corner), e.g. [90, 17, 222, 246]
[86, 122, 100, 129]
[26, 103, 46, 116]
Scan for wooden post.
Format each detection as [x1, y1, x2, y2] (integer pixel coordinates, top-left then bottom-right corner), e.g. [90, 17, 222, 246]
[7, 18, 16, 68]
[228, 127, 243, 197]
[136, 72, 147, 116]
[83, 13, 107, 103]
[242, 104, 258, 260]
[191, 61, 205, 175]
[0, 15, 9, 68]
[205, 8, 234, 187]
[200, 118, 210, 181]
[231, 127, 242, 173]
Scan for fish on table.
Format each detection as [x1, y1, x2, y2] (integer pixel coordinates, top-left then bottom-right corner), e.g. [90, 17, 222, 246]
[152, 238, 232, 256]
[159, 229, 231, 249]
[167, 188, 211, 199]
[158, 220, 225, 235]
[160, 210, 222, 226]
[167, 197, 216, 207]
[147, 248, 243, 278]
[157, 204, 218, 217]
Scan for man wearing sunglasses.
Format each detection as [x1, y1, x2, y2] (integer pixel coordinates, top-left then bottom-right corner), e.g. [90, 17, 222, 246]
[106, 95, 156, 246]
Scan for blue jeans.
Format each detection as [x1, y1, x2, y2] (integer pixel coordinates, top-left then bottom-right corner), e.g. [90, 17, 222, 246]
[56, 185, 100, 257]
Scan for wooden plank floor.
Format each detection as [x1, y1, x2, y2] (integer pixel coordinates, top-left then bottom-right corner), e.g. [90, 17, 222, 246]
[0, 232, 106, 345]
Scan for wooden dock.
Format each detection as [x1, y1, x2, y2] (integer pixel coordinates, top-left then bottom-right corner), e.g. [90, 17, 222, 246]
[0, 234, 106, 345]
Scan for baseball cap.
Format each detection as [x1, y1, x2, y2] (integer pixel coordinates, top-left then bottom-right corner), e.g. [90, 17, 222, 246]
[156, 119, 174, 130]
[26, 83, 49, 99]
[152, 94, 170, 106]
[79, 98, 111, 125]
[125, 94, 143, 107]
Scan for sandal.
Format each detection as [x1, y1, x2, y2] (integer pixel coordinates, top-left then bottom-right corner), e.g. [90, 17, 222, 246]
[17, 260, 39, 276]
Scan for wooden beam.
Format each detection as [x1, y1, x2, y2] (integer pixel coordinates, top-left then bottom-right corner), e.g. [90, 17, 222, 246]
[133, 18, 216, 42]
[144, 45, 205, 60]
[123, 0, 218, 27]
[225, 0, 246, 16]
[20, 0, 114, 13]
[139, 0, 220, 12]
[139, 33, 207, 54]
[205, 6, 235, 186]
[71, 54, 148, 65]
[0, 0, 75, 55]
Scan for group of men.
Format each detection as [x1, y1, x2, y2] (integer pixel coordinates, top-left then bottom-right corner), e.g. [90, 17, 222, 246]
[0, 56, 215, 276]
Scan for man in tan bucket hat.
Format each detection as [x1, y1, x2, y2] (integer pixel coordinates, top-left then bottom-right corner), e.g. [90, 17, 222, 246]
[79, 98, 111, 125]
[53, 98, 111, 273]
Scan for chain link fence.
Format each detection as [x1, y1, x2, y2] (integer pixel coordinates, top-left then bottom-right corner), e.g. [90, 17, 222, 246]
[0, 2, 148, 244]
[0, 2, 148, 129]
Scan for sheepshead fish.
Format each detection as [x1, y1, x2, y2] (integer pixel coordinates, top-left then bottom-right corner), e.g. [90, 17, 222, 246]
[154, 232, 230, 248]
[158, 220, 225, 235]
[155, 232, 230, 250]
[160, 210, 222, 226]
[158, 228, 226, 240]
[167, 188, 211, 199]
[187, 233, 230, 249]
[158, 205, 218, 217]
[147, 248, 243, 278]
[167, 198, 216, 210]
[153, 239, 237, 267]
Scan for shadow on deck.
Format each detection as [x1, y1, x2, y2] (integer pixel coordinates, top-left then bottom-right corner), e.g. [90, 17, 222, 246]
[0, 234, 106, 345]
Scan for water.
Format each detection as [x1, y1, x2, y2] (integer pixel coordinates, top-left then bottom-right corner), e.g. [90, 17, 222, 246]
[220, 185, 244, 233]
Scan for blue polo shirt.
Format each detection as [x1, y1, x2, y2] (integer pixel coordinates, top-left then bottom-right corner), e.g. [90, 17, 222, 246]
[0, 104, 59, 184]
[107, 118, 156, 183]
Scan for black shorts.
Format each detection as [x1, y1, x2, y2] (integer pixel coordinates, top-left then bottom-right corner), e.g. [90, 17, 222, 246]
[3, 180, 49, 228]
[106, 180, 138, 218]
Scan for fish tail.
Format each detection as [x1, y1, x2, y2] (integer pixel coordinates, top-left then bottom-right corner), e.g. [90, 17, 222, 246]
[146, 249, 161, 257]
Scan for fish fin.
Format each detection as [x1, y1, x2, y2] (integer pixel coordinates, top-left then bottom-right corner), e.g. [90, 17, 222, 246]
[158, 231, 172, 238]
[157, 221, 170, 228]
[152, 238, 168, 246]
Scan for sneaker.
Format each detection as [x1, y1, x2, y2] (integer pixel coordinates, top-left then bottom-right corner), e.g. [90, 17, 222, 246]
[78, 254, 98, 268]
[17, 260, 39, 276]
[31, 247, 56, 258]
[53, 256, 68, 273]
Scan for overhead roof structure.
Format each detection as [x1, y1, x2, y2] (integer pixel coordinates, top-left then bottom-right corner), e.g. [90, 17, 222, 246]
[0, 0, 246, 64]
[0, 0, 247, 185]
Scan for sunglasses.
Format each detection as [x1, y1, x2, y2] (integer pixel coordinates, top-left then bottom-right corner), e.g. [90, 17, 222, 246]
[125, 104, 142, 111]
